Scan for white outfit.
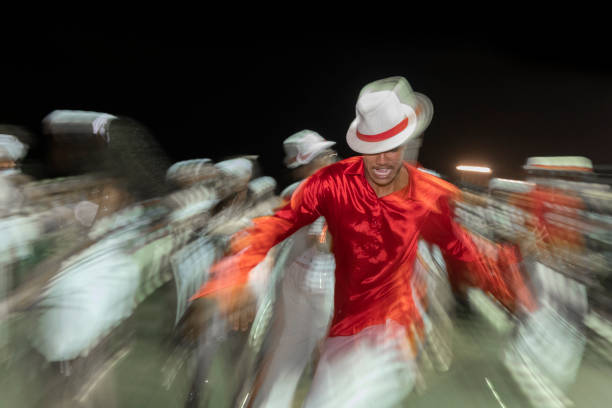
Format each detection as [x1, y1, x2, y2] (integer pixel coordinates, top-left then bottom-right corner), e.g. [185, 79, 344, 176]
[253, 217, 335, 408]
[301, 240, 453, 408]
[303, 321, 417, 408]
[503, 260, 587, 408]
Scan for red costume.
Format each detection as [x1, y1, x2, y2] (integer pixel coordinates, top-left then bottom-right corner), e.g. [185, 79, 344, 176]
[193, 157, 533, 340]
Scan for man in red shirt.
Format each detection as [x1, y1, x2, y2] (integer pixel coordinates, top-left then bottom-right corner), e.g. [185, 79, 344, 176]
[193, 76, 533, 407]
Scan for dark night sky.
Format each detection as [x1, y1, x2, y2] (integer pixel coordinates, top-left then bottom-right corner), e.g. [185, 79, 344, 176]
[2, 24, 611, 188]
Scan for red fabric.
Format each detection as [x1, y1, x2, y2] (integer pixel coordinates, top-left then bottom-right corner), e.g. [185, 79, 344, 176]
[193, 157, 533, 336]
[527, 186, 585, 249]
[356, 116, 410, 142]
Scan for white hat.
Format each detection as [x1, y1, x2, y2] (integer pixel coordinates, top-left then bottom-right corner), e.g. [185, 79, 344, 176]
[488, 178, 534, 193]
[523, 156, 593, 172]
[42, 110, 117, 143]
[166, 158, 216, 186]
[0, 134, 28, 161]
[283, 130, 336, 169]
[248, 176, 277, 201]
[214, 157, 253, 184]
[346, 76, 433, 154]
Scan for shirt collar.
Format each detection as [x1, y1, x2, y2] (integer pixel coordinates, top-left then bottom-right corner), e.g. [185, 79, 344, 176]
[344, 156, 364, 176]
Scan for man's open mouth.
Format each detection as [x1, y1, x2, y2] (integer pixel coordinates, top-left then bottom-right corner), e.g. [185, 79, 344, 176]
[373, 168, 392, 178]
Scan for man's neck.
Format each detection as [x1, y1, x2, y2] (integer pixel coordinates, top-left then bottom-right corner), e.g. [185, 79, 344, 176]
[366, 164, 409, 198]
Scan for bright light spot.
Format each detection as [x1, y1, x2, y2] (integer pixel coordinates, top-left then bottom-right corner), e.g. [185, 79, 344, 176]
[456, 165, 492, 173]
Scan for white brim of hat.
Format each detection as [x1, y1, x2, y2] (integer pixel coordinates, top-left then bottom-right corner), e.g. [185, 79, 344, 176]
[0, 134, 28, 161]
[285, 140, 337, 168]
[522, 156, 593, 172]
[214, 158, 253, 182]
[346, 93, 433, 155]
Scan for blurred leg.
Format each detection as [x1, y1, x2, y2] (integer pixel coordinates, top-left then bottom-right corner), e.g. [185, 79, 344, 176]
[303, 322, 416, 408]
[253, 263, 333, 408]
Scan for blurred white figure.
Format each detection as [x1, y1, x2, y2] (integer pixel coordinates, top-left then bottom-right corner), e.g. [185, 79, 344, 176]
[498, 156, 593, 408]
[33, 241, 140, 361]
[0, 133, 31, 268]
[412, 240, 455, 376]
[168, 157, 259, 325]
[253, 130, 337, 408]
[30, 111, 176, 362]
[0, 133, 28, 213]
[0, 132, 30, 357]
[31, 199, 158, 361]
[175, 158, 290, 407]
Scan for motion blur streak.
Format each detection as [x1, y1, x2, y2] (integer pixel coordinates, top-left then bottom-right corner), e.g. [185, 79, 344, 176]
[1, 112, 611, 408]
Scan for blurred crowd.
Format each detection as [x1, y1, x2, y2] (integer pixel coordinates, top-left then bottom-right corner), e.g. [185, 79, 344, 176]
[455, 155, 612, 407]
[1, 105, 611, 408]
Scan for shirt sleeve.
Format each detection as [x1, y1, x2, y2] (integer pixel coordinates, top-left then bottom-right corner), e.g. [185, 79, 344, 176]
[191, 173, 327, 298]
[420, 193, 536, 313]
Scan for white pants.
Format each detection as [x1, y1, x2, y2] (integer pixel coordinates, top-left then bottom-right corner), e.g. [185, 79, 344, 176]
[253, 248, 334, 408]
[303, 321, 417, 408]
[503, 261, 587, 408]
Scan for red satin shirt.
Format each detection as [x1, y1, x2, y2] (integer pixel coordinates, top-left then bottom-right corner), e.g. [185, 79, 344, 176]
[194, 156, 531, 337]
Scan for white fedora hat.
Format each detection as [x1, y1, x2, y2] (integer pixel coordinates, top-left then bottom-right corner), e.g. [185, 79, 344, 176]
[0, 134, 28, 161]
[42, 110, 117, 143]
[166, 158, 216, 186]
[214, 157, 253, 185]
[248, 176, 277, 201]
[346, 76, 433, 154]
[283, 130, 336, 169]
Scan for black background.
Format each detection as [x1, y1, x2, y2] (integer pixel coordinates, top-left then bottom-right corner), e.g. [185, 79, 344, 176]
[2, 21, 611, 189]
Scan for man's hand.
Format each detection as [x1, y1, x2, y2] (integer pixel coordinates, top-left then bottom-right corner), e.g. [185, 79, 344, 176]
[216, 286, 257, 331]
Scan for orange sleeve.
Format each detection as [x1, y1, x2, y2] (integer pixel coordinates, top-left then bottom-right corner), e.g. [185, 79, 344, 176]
[191, 174, 325, 299]
[422, 192, 536, 313]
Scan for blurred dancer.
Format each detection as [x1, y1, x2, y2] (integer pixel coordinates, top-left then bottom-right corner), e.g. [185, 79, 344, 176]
[0, 131, 31, 214]
[0, 131, 30, 358]
[169, 156, 261, 328]
[193, 76, 535, 407]
[28, 111, 177, 401]
[177, 157, 286, 408]
[500, 156, 595, 408]
[34, 154, 262, 364]
[251, 130, 338, 408]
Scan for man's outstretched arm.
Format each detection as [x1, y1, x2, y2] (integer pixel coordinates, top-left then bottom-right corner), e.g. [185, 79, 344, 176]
[421, 192, 536, 314]
[189, 173, 327, 329]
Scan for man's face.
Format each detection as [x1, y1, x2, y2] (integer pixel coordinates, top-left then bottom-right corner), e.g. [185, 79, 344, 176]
[0, 160, 15, 169]
[362, 144, 406, 188]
